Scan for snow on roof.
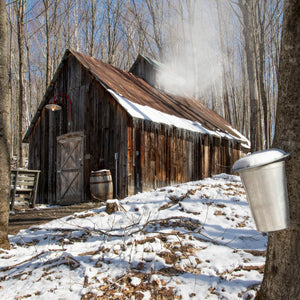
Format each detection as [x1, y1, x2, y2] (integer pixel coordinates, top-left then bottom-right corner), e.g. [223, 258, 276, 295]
[226, 125, 250, 149]
[108, 89, 242, 142]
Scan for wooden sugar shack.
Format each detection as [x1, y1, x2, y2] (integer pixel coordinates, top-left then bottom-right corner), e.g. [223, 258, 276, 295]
[23, 50, 249, 205]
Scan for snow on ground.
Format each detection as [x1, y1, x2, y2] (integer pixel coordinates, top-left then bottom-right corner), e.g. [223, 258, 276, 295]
[0, 174, 267, 300]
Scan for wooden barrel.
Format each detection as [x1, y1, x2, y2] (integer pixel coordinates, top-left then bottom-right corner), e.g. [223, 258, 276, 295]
[90, 170, 113, 201]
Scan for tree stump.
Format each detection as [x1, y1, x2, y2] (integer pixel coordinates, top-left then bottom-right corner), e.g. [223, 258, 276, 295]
[105, 200, 118, 215]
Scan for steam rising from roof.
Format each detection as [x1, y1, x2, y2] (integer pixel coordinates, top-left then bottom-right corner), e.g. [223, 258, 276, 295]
[159, 1, 224, 97]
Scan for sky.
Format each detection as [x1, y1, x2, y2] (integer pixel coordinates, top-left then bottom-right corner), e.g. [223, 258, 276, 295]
[0, 173, 267, 299]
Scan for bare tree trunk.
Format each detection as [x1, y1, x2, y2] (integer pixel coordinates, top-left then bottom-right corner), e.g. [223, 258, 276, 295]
[256, 0, 300, 298]
[90, 0, 96, 57]
[43, 0, 51, 88]
[0, 0, 11, 250]
[253, 30, 263, 151]
[216, 0, 232, 125]
[239, 45, 249, 138]
[257, 0, 270, 149]
[73, 1, 80, 51]
[106, 0, 117, 64]
[238, 0, 260, 152]
[7, 3, 13, 157]
[16, 0, 26, 168]
[26, 41, 32, 121]
[186, 0, 200, 99]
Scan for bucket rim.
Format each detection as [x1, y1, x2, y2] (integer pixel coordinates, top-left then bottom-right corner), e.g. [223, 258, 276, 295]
[233, 152, 290, 172]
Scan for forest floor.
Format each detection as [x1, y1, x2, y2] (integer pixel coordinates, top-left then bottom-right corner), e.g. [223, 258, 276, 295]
[3, 174, 267, 299]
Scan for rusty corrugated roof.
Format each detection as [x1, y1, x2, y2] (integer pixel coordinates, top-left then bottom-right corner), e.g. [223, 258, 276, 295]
[23, 49, 248, 145]
[71, 50, 239, 136]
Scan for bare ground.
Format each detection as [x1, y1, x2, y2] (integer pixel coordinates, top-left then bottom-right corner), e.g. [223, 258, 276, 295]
[8, 203, 101, 235]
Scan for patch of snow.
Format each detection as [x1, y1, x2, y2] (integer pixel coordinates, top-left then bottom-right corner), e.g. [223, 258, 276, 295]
[130, 277, 141, 287]
[106, 199, 118, 204]
[140, 290, 151, 300]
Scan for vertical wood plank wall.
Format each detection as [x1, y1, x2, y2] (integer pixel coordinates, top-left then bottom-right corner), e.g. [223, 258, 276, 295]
[126, 121, 243, 196]
[28, 55, 128, 203]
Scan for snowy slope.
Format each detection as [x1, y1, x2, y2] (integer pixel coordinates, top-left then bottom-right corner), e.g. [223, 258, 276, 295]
[0, 174, 267, 300]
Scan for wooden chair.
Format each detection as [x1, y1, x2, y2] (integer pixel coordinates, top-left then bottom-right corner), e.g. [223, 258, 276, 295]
[10, 169, 41, 210]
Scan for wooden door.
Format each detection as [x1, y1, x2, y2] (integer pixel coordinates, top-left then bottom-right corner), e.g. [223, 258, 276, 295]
[57, 132, 84, 205]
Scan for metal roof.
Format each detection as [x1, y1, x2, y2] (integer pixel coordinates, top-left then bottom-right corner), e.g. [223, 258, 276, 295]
[23, 49, 249, 146]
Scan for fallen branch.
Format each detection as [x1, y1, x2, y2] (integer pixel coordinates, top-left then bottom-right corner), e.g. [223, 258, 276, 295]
[0, 251, 46, 272]
[0, 249, 69, 273]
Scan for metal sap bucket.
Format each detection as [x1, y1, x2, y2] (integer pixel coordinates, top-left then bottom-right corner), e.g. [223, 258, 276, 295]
[90, 170, 113, 201]
[233, 149, 290, 232]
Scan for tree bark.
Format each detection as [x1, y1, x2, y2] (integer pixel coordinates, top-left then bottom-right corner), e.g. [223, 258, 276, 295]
[16, 0, 26, 168]
[26, 41, 32, 121]
[106, 0, 120, 65]
[257, 0, 270, 149]
[90, 0, 96, 57]
[7, 3, 13, 157]
[238, 0, 260, 152]
[216, 0, 232, 125]
[0, 0, 11, 250]
[256, 0, 300, 298]
[43, 0, 51, 88]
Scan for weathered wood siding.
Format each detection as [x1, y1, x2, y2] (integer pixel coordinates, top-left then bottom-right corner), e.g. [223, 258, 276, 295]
[85, 77, 128, 199]
[126, 120, 241, 196]
[28, 55, 128, 203]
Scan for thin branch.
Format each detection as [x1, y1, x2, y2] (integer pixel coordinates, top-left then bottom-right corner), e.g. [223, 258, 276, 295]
[6, 0, 18, 6]
[228, 0, 244, 27]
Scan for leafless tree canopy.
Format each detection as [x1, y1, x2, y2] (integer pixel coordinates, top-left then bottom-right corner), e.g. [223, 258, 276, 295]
[6, 0, 283, 162]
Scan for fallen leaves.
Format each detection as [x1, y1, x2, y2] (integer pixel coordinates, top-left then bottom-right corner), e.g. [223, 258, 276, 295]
[83, 271, 182, 300]
[157, 251, 179, 264]
[214, 210, 225, 216]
